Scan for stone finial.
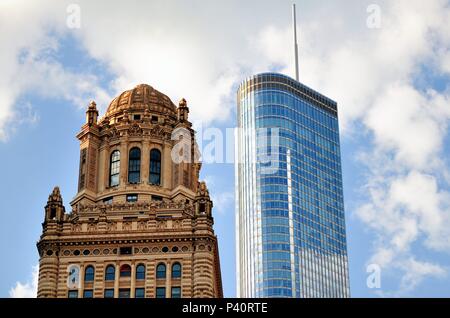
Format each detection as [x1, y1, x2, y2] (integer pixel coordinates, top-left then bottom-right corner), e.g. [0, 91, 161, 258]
[48, 186, 63, 204]
[88, 100, 97, 109]
[177, 98, 189, 122]
[86, 100, 99, 126]
[179, 98, 187, 108]
[45, 186, 65, 223]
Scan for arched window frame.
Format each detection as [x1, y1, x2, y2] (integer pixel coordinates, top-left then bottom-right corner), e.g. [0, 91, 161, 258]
[109, 150, 120, 187]
[172, 262, 182, 279]
[84, 265, 95, 282]
[105, 265, 115, 281]
[136, 264, 146, 280]
[156, 263, 166, 279]
[120, 264, 132, 278]
[128, 147, 141, 184]
[149, 148, 161, 185]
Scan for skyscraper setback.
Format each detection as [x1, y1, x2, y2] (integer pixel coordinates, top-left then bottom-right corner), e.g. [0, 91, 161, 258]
[235, 73, 350, 297]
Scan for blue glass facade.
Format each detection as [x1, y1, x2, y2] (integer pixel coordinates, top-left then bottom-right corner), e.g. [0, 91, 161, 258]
[235, 73, 350, 298]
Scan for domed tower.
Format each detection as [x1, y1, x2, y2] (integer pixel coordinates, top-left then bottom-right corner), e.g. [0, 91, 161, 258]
[36, 84, 222, 298]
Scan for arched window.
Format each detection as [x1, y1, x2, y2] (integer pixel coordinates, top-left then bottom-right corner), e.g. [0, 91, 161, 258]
[120, 264, 131, 277]
[136, 264, 145, 280]
[109, 150, 120, 187]
[84, 265, 95, 282]
[172, 263, 181, 279]
[149, 149, 161, 185]
[128, 148, 141, 183]
[156, 263, 166, 279]
[105, 265, 115, 281]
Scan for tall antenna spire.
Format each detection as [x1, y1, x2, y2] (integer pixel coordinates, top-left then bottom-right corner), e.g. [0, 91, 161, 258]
[292, 3, 299, 81]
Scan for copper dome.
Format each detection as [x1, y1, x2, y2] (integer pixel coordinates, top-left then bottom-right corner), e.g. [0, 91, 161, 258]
[105, 84, 177, 118]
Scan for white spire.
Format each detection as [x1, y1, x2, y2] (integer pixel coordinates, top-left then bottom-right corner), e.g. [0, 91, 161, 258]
[292, 3, 299, 81]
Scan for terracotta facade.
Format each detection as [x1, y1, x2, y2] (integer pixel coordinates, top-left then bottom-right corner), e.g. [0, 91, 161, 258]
[36, 84, 223, 298]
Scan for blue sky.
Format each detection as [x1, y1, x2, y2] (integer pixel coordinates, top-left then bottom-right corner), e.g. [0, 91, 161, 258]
[1, 0, 450, 297]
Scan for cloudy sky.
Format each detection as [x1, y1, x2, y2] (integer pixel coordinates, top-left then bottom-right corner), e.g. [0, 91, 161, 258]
[1, 0, 450, 297]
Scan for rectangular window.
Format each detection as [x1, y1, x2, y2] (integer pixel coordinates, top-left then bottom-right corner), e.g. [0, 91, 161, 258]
[151, 116, 158, 123]
[104, 289, 114, 298]
[119, 247, 132, 255]
[119, 289, 130, 298]
[152, 195, 163, 201]
[68, 290, 78, 298]
[156, 287, 166, 298]
[83, 290, 93, 298]
[171, 287, 181, 298]
[126, 194, 138, 202]
[133, 114, 141, 121]
[135, 288, 145, 298]
[103, 197, 113, 204]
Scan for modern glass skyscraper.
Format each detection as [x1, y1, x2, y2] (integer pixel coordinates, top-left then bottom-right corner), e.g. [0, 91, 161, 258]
[235, 73, 350, 298]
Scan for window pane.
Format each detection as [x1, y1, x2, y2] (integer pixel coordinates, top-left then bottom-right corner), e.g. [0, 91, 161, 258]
[83, 290, 93, 298]
[105, 265, 115, 281]
[135, 288, 145, 298]
[149, 149, 161, 185]
[119, 289, 130, 298]
[172, 263, 181, 279]
[171, 287, 181, 298]
[68, 290, 78, 298]
[120, 265, 131, 277]
[156, 287, 166, 298]
[136, 264, 145, 280]
[104, 289, 114, 298]
[128, 148, 141, 183]
[110, 150, 120, 187]
[156, 264, 166, 279]
[84, 266, 95, 282]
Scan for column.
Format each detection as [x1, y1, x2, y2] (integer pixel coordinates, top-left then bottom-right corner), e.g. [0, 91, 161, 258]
[166, 261, 172, 298]
[79, 264, 85, 298]
[142, 141, 150, 184]
[120, 141, 128, 186]
[130, 263, 136, 298]
[114, 262, 120, 298]
[163, 143, 172, 189]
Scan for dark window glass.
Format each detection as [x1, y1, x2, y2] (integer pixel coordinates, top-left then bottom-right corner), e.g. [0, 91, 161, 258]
[104, 289, 114, 298]
[128, 147, 141, 183]
[68, 290, 78, 298]
[84, 266, 95, 282]
[109, 150, 120, 187]
[133, 114, 141, 120]
[149, 149, 161, 185]
[152, 195, 163, 201]
[126, 194, 138, 202]
[119, 289, 130, 298]
[103, 197, 113, 204]
[172, 263, 181, 279]
[136, 264, 145, 280]
[171, 287, 181, 298]
[135, 288, 145, 298]
[105, 265, 115, 281]
[120, 264, 131, 277]
[83, 290, 93, 298]
[119, 247, 132, 255]
[156, 263, 166, 279]
[156, 287, 166, 298]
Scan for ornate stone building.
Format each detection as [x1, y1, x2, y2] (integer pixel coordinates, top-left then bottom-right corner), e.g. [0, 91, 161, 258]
[36, 84, 223, 298]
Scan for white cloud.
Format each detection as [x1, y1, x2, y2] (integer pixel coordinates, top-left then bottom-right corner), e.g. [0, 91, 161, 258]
[9, 265, 38, 298]
[211, 191, 235, 215]
[0, 0, 110, 141]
